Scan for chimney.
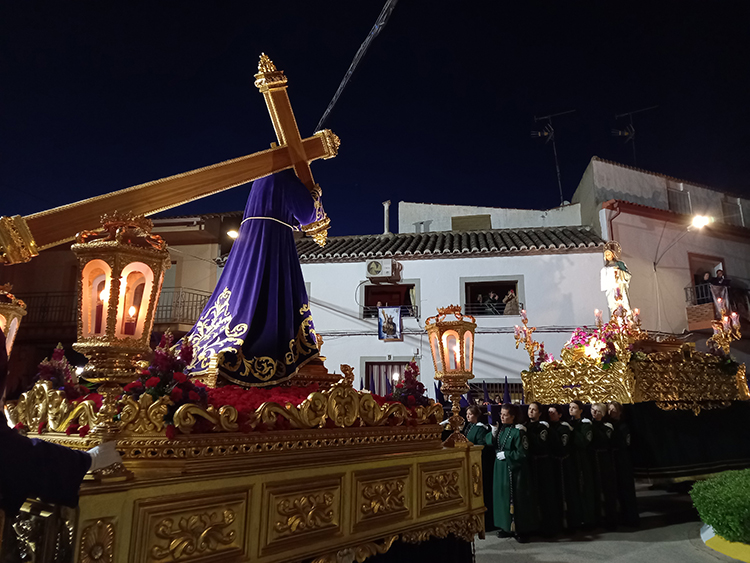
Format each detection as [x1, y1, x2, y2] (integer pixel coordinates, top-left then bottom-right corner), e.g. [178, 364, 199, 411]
[382, 200, 391, 235]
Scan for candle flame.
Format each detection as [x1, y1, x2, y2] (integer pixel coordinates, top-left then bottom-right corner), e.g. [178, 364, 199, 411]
[128, 306, 136, 318]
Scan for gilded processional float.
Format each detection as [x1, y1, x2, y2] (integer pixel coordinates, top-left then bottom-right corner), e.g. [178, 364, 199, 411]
[514, 241, 749, 480]
[0, 56, 484, 563]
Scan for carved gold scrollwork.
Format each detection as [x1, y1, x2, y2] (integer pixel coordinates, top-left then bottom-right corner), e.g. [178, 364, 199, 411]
[361, 480, 406, 517]
[172, 403, 240, 434]
[311, 535, 398, 563]
[274, 492, 335, 536]
[400, 513, 484, 543]
[150, 509, 236, 560]
[471, 463, 482, 497]
[8, 380, 97, 433]
[120, 393, 170, 434]
[425, 472, 461, 504]
[79, 519, 115, 563]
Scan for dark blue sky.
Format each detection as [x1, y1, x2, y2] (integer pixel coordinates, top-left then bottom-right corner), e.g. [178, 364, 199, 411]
[2, 1, 749, 236]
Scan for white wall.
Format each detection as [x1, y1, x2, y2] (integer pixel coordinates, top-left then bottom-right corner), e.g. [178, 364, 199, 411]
[169, 244, 220, 292]
[397, 202, 582, 234]
[301, 252, 606, 394]
[607, 211, 750, 335]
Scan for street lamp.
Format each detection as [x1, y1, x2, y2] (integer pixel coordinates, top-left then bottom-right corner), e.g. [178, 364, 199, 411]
[654, 215, 711, 268]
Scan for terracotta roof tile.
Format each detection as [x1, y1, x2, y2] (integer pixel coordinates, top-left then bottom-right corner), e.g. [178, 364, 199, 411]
[297, 226, 604, 263]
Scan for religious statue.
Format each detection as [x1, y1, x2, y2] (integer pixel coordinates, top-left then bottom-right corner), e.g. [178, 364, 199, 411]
[600, 241, 631, 316]
[181, 170, 324, 387]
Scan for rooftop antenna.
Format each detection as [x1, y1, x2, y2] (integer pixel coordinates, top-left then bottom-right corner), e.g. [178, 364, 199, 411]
[612, 105, 658, 167]
[531, 109, 576, 206]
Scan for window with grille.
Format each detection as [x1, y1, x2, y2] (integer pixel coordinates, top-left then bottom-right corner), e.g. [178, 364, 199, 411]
[363, 283, 417, 318]
[722, 199, 744, 227]
[462, 277, 524, 316]
[667, 188, 692, 215]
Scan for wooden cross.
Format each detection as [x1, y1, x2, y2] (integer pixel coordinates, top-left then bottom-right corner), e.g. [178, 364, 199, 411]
[0, 54, 339, 263]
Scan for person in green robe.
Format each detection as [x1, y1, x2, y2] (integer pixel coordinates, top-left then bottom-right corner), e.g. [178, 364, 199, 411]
[526, 402, 560, 536]
[464, 405, 495, 532]
[608, 402, 639, 527]
[590, 403, 618, 528]
[569, 400, 596, 528]
[463, 405, 489, 444]
[485, 403, 537, 541]
[548, 405, 578, 532]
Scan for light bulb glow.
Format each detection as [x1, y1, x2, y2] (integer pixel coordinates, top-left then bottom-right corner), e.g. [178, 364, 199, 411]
[227, 230, 239, 239]
[692, 215, 710, 229]
[99, 289, 107, 302]
[128, 306, 136, 318]
[392, 372, 400, 382]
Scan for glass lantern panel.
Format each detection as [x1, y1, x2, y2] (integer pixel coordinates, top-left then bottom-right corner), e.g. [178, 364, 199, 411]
[81, 259, 112, 338]
[429, 333, 440, 372]
[442, 331, 460, 371]
[0, 314, 5, 332]
[463, 331, 473, 373]
[6, 317, 19, 356]
[116, 262, 154, 340]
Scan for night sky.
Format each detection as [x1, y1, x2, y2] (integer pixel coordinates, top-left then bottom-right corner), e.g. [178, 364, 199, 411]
[2, 2, 749, 237]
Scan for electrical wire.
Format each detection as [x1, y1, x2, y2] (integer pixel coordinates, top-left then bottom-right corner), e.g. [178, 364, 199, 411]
[314, 0, 399, 132]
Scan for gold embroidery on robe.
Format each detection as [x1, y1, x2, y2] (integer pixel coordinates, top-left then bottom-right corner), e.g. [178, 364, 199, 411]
[185, 288, 249, 375]
[284, 304, 319, 366]
[219, 349, 285, 382]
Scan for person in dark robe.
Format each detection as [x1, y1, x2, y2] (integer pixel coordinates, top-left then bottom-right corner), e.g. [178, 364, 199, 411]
[485, 403, 537, 542]
[569, 400, 597, 528]
[180, 170, 324, 386]
[608, 402, 640, 527]
[526, 402, 558, 536]
[463, 405, 495, 532]
[590, 403, 618, 528]
[0, 329, 121, 524]
[547, 405, 577, 533]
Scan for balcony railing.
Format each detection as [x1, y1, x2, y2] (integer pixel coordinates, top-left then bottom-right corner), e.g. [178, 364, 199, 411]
[363, 305, 419, 319]
[685, 283, 715, 306]
[20, 292, 78, 325]
[16, 288, 212, 328]
[463, 302, 524, 317]
[154, 288, 212, 325]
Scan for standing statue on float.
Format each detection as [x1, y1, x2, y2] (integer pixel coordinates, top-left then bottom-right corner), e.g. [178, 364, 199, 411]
[600, 241, 631, 316]
[180, 169, 326, 387]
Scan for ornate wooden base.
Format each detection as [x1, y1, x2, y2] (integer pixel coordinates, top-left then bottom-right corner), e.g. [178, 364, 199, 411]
[9, 439, 484, 563]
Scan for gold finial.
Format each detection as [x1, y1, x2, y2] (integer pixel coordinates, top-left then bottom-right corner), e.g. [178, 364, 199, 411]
[254, 53, 287, 92]
[257, 53, 277, 74]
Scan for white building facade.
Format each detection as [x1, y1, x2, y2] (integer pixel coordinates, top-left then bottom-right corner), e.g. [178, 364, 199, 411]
[298, 226, 607, 398]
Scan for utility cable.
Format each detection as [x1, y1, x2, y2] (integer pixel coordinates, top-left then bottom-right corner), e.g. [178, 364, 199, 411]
[315, 0, 399, 132]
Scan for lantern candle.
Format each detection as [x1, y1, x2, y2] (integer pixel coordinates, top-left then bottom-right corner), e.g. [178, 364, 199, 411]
[633, 308, 640, 323]
[731, 312, 740, 328]
[722, 316, 731, 331]
[594, 309, 603, 325]
[520, 309, 527, 321]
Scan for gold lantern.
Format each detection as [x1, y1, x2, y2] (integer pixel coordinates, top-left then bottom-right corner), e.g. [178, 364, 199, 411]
[71, 213, 170, 434]
[425, 305, 476, 447]
[0, 283, 27, 357]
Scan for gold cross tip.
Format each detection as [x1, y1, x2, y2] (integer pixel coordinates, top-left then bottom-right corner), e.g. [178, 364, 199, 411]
[258, 53, 277, 73]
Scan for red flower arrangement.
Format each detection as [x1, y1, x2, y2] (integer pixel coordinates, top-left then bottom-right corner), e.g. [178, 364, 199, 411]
[121, 332, 206, 437]
[388, 361, 430, 409]
[24, 343, 102, 433]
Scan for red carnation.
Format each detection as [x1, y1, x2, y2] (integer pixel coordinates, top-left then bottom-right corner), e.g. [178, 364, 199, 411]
[37, 421, 46, 434]
[140, 369, 151, 376]
[124, 381, 143, 393]
[145, 376, 161, 388]
[188, 390, 201, 402]
[173, 372, 187, 383]
[165, 424, 176, 440]
[14, 422, 25, 431]
[78, 425, 90, 437]
[170, 388, 184, 403]
[193, 380, 206, 388]
[407, 395, 416, 406]
[396, 383, 404, 389]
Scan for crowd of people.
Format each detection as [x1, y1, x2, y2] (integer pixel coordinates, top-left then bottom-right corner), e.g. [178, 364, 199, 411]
[459, 400, 639, 542]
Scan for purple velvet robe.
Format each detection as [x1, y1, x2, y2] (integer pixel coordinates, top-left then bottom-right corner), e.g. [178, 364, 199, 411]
[181, 170, 321, 387]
